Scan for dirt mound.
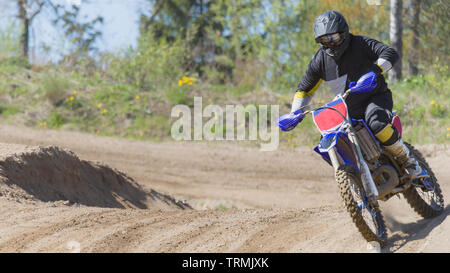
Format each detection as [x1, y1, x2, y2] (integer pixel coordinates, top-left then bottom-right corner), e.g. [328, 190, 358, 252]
[0, 145, 191, 210]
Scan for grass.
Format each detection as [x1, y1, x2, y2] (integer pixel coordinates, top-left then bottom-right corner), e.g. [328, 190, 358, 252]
[41, 75, 71, 106]
[0, 59, 447, 146]
[216, 204, 229, 211]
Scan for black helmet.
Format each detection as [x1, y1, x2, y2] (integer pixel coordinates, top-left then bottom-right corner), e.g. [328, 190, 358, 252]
[314, 11, 351, 60]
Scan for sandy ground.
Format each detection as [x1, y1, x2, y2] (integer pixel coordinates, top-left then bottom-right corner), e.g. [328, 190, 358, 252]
[0, 124, 448, 253]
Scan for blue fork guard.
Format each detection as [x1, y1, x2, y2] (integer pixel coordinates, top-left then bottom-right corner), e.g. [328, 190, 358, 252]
[314, 131, 359, 171]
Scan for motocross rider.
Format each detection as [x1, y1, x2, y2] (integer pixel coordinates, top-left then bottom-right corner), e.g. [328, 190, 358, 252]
[290, 10, 422, 179]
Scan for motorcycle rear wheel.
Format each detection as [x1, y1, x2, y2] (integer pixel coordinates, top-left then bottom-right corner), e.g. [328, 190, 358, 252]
[336, 166, 387, 246]
[402, 142, 444, 218]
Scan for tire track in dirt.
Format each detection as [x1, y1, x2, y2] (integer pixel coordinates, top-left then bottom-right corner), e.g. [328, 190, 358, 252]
[0, 207, 113, 252]
[0, 124, 447, 252]
[87, 210, 173, 253]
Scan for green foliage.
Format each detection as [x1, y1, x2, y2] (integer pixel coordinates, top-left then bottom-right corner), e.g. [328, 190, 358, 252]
[0, 104, 21, 116]
[430, 103, 446, 118]
[64, 96, 83, 110]
[216, 204, 229, 211]
[51, 3, 104, 61]
[167, 88, 189, 105]
[0, 20, 21, 59]
[107, 31, 186, 91]
[41, 75, 71, 106]
[47, 111, 65, 129]
[0, 0, 448, 146]
[390, 72, 449, 144]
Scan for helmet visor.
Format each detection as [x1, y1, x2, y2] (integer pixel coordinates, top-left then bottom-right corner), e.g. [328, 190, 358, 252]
[316, 32, 345, 48]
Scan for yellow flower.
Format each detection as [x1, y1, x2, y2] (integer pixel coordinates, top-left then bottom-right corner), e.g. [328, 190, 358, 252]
[39, 122, 47, 127]
[178, 80, 183, 86]
[136, 95, 140, 100]
[101, 109, 108, 114]
[430, 100, 436, 105]
[447, 128, 450, 131]
[182, 76, 196, 84]
[73, 90, 77, 95]
[97, 103, 103, 108]
[208, 98, 212, 103]
[69, 96, 75, 101]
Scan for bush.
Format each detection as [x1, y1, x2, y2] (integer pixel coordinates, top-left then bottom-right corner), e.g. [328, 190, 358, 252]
[47, 111, 65, 128]
[430, 103, 446, 118]
[167, 88, 189, 105]
[42, 75, 71, 106]
[0, 104, 21, 116]
[107, 31, 186, 91]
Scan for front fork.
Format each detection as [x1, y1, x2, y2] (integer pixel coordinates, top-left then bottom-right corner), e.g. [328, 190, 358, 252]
[328, 125, 380, 207]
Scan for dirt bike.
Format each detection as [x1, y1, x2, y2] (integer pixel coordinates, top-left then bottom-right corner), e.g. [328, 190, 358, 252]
[278, 72, 444, 246]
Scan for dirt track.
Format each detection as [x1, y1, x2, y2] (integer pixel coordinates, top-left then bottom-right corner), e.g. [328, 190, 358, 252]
[0, 124, 448, 253]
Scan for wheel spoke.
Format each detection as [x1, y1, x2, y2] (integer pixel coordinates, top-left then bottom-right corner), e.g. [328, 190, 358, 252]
[402, 142, 444, 218]
[413, 162, 444, 211]
[336, 167, 387, 245]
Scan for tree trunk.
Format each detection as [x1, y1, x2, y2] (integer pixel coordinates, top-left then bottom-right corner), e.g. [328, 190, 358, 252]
[143, 0, 165, 32]
[18, 0, 29, 59]
[389, 0, 403, 82]
[408, 0, 421, 76]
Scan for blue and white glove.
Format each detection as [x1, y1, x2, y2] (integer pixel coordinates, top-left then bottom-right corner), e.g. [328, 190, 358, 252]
[348, 71, 378, 93]
[277, 109, 304, 132]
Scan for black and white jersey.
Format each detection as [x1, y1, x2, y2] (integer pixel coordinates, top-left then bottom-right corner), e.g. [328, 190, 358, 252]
[293, 34, 399, 110]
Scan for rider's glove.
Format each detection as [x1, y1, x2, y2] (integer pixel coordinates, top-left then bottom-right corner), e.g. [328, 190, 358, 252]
[348, 71, 378, 93]
[277, 109, 304, 132]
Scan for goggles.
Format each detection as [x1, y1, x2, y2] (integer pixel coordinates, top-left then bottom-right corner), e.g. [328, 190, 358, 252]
[316, 32, 345, 48]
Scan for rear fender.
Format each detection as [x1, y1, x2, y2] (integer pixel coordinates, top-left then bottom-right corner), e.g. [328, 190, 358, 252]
[392, 115, 402, 137]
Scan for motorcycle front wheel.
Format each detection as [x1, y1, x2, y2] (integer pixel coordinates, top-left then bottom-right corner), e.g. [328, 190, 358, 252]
[336, 166, 387, 246]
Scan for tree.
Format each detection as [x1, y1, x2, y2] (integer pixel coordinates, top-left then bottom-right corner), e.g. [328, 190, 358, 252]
[16, 0, 45, 59]
[14, 0, 104, 64]
[140, 0, 219, 76]
[51, 4, 104, 62]
[408, 0, 421, 76]
[139, 0, 266, 83]
[418, 0, 449, 71]
[389, 0, 403, 81]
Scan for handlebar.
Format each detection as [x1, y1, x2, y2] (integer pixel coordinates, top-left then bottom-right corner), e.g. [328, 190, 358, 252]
[302, 88, 351, 116]
[279, 72, 377, 132]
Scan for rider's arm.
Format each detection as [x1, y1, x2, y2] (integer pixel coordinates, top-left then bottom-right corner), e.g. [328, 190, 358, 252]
[291, 52, 323, 113]
[361, 36, 399, 75]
